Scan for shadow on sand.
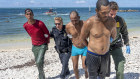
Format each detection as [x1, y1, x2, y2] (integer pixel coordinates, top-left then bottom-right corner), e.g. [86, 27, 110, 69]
[110, 72, 140, 79]
[46, 68, 86, 79]
[46, 71, 140, 79]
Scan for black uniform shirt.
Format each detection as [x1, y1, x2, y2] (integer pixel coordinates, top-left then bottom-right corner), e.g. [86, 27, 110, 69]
[50, 25, 72, 52]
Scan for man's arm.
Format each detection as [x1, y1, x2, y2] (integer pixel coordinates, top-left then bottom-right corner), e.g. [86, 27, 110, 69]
[120, 18, 129, 46]
[66, 24, 72, 40]
[120, 17, 130, 54]
[40, 21, 50, 43]
[40, 22, 50, 37]
[65, 24, 70, 34]
[111, 21, 117, 40]
[23, 24, 31, 37]
[80, 19, 92, 46]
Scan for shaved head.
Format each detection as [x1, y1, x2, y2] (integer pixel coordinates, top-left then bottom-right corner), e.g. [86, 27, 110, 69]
[70, 11, 79, 18]
[69, 11, 80, 26]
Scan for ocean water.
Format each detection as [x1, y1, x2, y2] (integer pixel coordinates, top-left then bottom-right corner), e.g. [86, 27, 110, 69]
[0, 7, 140, 43]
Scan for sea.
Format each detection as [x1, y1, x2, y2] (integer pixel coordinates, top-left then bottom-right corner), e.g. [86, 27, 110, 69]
[0, 7, 140, 43]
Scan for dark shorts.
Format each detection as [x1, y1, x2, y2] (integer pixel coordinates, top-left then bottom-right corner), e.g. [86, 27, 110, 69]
[86, 50, 110, 78]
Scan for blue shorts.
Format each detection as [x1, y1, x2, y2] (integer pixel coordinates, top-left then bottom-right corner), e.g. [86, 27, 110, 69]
[71, 45, 87, 56]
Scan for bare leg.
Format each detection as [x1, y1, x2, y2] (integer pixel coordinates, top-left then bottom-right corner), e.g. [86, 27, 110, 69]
[72, 56, 79, 79]
[81, 56, 88, 78]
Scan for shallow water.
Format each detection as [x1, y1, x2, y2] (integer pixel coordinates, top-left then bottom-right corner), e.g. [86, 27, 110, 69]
[0, 7, 140, 42]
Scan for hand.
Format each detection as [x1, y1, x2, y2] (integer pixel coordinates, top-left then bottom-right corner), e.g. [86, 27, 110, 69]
[110, 37, 113, 43]
[44, 34, 48, 38]
[126, 46, 130, 54]
[67, 34, 72, 38]
[62, 48, 68, 53]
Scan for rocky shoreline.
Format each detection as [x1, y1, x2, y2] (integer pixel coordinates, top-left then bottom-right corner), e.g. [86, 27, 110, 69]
[118, 9, 139, 12]
[0, 35, 140, 79]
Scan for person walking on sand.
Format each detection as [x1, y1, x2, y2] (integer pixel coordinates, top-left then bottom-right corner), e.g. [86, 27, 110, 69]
[80, 0, 117, 78]
[23, 8, 50, 79]
[109, 1, 131, 79]
[50, 17, 72, 79]
[66, 11, 88, 79]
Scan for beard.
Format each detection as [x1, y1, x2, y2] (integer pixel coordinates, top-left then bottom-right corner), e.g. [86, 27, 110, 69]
[97, 13, 108, 22]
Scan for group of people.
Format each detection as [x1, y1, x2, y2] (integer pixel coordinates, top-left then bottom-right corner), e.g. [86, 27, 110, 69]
[23, 0, 130, 79]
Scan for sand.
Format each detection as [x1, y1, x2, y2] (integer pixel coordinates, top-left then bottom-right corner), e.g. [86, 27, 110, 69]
[0, 33, 140, 79]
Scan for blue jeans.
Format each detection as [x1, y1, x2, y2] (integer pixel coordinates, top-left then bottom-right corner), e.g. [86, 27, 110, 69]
[59, 52, 71, 78]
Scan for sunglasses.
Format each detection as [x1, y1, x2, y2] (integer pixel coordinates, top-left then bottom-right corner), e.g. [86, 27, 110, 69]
[55, 23, 61, 25]
[26, 13, 33, 15]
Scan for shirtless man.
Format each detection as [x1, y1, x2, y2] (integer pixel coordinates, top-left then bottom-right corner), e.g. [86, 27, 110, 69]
[80, 0, 116, 79]
[66, 11, 88, 79]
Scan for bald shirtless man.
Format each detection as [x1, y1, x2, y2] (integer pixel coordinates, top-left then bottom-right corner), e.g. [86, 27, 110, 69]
[66, 11, 88, 79]
[80, 0, 117, 79]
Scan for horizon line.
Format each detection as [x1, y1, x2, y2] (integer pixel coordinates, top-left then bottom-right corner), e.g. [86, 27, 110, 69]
[0, 6, 140, 8]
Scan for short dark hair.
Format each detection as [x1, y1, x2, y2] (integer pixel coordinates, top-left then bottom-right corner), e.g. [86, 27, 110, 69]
[69, 11, 79, 17]
[25, 8, 33, 14]
[109, 1, 119, 10]
[96, 0, 109, 10]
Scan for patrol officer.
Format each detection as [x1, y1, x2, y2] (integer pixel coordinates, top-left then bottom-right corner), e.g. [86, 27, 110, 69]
[109, 1, 131, 79]
[50, 17, 72, 79]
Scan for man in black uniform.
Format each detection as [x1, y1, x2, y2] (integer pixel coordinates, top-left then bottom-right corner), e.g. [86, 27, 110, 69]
[109, 1, 131, 79]
[50, 17, 72, 79]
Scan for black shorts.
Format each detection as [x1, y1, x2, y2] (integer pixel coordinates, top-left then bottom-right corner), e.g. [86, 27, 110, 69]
[86, 50, 110, 78]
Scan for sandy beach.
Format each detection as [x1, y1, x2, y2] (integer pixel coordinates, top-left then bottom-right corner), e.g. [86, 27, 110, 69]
[0, 32, 140, 79]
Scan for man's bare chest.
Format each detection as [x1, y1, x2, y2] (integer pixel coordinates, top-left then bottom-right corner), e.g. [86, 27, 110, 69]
[69, 26, 82, 38]
[90, 23, 111, 38]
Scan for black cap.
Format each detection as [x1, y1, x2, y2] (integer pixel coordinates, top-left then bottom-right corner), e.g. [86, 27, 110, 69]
[25, 8, 33, 14]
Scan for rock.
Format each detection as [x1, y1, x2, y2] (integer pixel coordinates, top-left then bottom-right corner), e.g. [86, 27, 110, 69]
[118, 9, 139, 12]
[133, 36, 138, 38]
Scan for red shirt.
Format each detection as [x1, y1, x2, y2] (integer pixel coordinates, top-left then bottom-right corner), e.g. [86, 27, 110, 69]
[23, 20, 50, 45]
